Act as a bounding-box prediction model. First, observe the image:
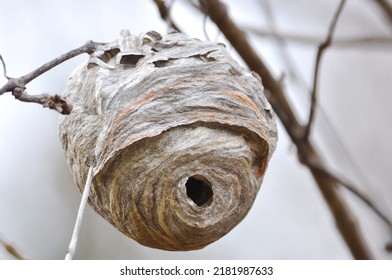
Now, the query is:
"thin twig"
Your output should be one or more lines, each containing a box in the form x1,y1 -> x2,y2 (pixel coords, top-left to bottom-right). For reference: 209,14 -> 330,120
65,167 -> 94,260
0,237 -> 25,260
303,0 -> 346,142
202,12 -> 211,41
0,54 -> 10,79
258,1 -> 391,236
153,0 -> 182,33
308,161 -> 392,252
0,40 -> 98,95
199,0 -> 373,259
305,159 -> 392,232
259,0 -> 311,100
244,26 -> 392,48
0,40 -> 101,114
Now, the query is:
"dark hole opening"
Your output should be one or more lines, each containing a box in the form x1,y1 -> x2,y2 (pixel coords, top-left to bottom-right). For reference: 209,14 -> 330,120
185,176 -> 213,206
98,48 -> 120,63
153,59 -> 172,68
120,54 -> 145,65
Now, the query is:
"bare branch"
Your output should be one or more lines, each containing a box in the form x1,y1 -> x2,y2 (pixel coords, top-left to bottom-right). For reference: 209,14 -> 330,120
12,87 -> 72,115
303,157 -> 392,232
153,0 -> 182,33
256,2 -> 392,232
308,161 -> 392,253
244,26 -> 392,48
0,236 -> 25,260
65,167 -> 94,260
0,40 -> 101,114
258,2 -> 392,239
0,40 -> 98,96
374,0 -> 392,25
198,0 -> 373,259
202,12 -> 211,41
0,54 -> 10,79
258,0 -> 312,105
303,0 -> 346,142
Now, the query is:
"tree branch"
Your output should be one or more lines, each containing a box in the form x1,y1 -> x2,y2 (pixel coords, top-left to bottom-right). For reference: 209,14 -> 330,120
256,0 -> 392,232
303,0 -> 346,141
0,55 -> 10,79
304,156 -> 392,233
197,0 -> 374,259
386,242 -> 392,252
244,26 -> 392,48
374,0 -> 392,25
153,0 -> 182,33
11,88 -> 72,115
0,40 -> 101,114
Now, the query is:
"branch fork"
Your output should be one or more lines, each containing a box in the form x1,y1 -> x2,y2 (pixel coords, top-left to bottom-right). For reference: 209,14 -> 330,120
1,40 -> 101,115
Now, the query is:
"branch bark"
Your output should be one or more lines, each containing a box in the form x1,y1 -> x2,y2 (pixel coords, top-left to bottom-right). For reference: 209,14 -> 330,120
0,40 -> 101,114
198,0 -> 374,259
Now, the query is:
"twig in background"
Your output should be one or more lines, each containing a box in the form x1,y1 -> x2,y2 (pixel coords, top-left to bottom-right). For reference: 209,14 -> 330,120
0,54 -> 10,79
190,0 -> 373,259
258,0 -> 312,108
303,0 -> 346,142
249,9 -> 392,201
309,160 -> 392,254
303,158 -> 392,232
65,167 -> 94,260
244,26 -> 392,48
386,242 -> 392,252
258,0 -> 392,235
0,236 -> 25,260
374,0 -> 392,25
153,0 -> 182,33
202,12 -> 211,41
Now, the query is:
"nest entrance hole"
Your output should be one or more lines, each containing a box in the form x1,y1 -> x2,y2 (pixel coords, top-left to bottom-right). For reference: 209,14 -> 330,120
185,175 -> 213,206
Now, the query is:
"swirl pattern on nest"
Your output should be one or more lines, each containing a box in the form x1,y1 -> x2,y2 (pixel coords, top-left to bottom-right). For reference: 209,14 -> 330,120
59,30 -> 277,251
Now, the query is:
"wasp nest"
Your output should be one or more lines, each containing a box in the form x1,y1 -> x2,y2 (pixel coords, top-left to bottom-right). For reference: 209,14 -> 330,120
59,30 -> 278,251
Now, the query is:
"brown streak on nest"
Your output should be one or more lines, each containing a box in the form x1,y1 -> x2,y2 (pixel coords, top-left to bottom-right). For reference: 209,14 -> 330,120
102,81 -> 186,155
224,90 -> 266,122
59,31 -> 277,251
